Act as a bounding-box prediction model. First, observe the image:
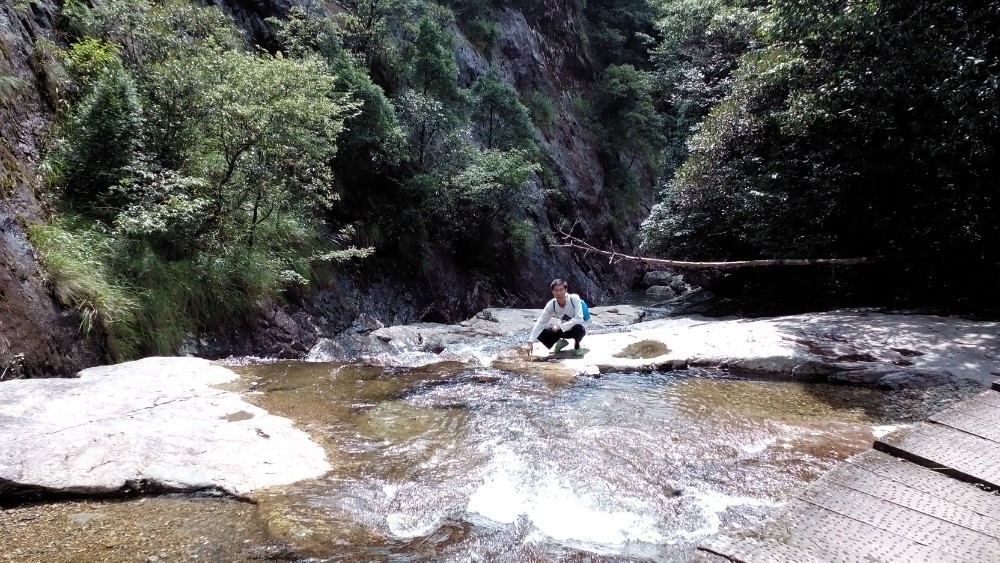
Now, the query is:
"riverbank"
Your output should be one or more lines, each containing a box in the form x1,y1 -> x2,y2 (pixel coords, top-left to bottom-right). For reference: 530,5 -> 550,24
328,307 -> 1000,388
3,307 -> 997,502
1,307 -> 997,560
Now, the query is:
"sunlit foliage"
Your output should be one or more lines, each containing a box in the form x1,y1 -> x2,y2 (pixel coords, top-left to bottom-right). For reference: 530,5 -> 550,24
40,0 -> 367,359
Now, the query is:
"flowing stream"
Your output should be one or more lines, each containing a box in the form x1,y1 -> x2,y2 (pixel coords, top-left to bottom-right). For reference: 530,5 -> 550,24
4,352 -> 967,562
220,360 -> 893,561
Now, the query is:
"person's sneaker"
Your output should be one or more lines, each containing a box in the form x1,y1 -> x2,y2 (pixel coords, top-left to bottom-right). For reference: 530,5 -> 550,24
553,339 -> 569,353
574,347 -> 586,356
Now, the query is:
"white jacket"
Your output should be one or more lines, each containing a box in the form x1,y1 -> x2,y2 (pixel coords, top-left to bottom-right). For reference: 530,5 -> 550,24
528,294 -> 586,342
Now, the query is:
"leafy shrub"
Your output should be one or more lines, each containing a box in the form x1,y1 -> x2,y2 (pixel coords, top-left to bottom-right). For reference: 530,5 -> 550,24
28,217 -> 140,360
52,56 -> 143,209
467,19 -> 500,50
522,89 -> 557,135
35,0 -> 371,357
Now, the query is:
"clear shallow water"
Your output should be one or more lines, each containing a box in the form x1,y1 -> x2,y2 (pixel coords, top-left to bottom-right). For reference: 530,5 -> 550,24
226,361 -> 887,561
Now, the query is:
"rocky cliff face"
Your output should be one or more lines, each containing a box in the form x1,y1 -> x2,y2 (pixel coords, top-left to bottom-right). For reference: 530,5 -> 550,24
0,0 -> 656,370
0,1 -> 102,377
433,0 -> 652,306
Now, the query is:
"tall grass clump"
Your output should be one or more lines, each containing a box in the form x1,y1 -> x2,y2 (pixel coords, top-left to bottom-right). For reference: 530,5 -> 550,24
28,217 -> 140,360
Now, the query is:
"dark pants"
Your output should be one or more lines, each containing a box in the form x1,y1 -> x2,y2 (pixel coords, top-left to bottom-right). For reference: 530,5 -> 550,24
537,324 -> 586,350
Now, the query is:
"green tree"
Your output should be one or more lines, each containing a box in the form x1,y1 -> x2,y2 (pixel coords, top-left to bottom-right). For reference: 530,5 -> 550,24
643,0 -> 1000,289
426,148 -> 540,257
450,148 -> 540,229
271,8 -> 406,168
470,70 -> 535,151
337,0 -> 413,79
136,51 -> 355,251
396,89 -> 464,169
649,0 -> 761,175
39,0 -> 370,358
408,16 -> 461,101
584,0 -> 659,68
590,64 -> 666,172
53,45 -> 143,208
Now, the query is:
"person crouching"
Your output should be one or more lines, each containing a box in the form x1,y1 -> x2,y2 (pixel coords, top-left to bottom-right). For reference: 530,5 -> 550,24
525,278 -> 587,356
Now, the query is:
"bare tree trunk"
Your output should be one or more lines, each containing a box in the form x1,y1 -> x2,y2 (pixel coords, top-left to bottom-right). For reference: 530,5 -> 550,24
554,227 -> 874,270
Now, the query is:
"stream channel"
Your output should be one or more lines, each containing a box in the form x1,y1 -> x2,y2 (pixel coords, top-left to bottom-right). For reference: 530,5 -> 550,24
4,346 -> 969,562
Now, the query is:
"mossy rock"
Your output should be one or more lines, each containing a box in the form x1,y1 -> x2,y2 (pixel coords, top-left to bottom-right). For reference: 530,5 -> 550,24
614,340 -> 670,359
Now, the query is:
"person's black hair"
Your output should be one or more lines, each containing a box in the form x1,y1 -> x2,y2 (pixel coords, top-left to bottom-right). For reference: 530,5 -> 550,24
550,278 -> 567,289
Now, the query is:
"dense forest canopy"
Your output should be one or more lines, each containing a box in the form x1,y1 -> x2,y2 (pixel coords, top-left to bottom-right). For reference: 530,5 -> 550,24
640,0 -> 999,312
643,0 -> 998,263
17,0 -> 1000,360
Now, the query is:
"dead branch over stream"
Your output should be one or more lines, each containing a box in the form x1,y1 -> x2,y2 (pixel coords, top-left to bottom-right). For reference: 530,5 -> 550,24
554,228 -> 874,270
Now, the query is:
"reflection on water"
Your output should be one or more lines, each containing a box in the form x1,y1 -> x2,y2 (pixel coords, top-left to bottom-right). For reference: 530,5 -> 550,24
226,362 -> 886,561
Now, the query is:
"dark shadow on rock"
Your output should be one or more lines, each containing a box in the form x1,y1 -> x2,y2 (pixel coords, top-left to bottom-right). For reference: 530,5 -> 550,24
769,313 -> 995,422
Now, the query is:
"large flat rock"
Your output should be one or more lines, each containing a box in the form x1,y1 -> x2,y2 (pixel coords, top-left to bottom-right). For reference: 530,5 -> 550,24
308,305 -> 647,363
0,357 -> 329,498
310,305 -> 1000,389
504,310 -> 1000,387
316,307 -> 998,386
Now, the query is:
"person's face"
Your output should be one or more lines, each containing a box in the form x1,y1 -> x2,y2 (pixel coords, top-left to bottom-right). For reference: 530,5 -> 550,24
551,284 -> 567,300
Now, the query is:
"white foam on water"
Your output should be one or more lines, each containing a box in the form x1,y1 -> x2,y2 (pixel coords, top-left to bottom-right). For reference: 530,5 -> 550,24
466,447 -> 527,525
374,350 -> 443,368
466,446 -> 664,545
437,342 -> 496,366
382,483 -> 399,499
674,488 -> 781,540
738,436 -> 777,455
386,512 -> 440,539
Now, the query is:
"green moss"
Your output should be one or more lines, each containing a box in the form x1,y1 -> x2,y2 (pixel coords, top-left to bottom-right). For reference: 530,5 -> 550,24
614,339 -> 670,359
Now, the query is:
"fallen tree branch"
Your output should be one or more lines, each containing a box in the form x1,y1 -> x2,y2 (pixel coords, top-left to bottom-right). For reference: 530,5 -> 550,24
554,227 -> 874,270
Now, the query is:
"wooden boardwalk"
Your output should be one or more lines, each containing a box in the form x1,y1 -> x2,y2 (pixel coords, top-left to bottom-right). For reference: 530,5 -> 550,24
693,379 -> 1000,563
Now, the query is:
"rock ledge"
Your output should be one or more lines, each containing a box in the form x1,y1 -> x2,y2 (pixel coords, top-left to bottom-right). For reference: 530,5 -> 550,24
0,357 -> 330,499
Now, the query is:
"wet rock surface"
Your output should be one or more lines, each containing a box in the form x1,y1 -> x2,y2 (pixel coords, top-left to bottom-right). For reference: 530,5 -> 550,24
319,307 -> 1000,389
574,311 -> 995,387
0,1 -> 102,378
3,307 -> 993,508
309,305 -> 647,362
0,308 -> 994,560
0,357 -> 330,499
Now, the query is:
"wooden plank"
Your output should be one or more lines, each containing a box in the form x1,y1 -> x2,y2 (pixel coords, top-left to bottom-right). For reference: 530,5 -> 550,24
756,499 -> 965,563
694,393 -> 1000,562
797,481 -> 1000,561
875,422 -> 1000,489
697,534 -> 824,563
942,389 -> 1000,412
845,450 -> 1000,516
930,397 -> 1000,443
832,453 -> 1000,530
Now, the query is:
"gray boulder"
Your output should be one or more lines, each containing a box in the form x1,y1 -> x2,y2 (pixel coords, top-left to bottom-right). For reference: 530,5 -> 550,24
0,357 -> 329,498
646,286 -> 678,297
